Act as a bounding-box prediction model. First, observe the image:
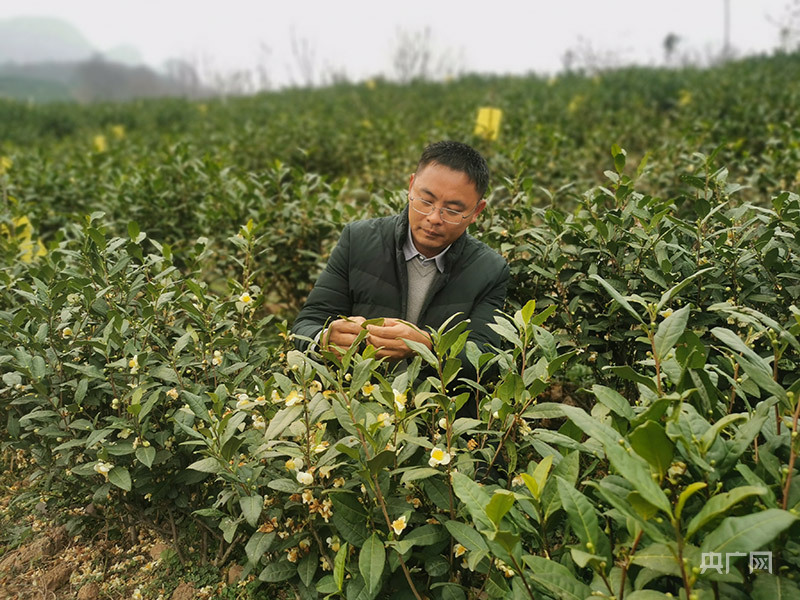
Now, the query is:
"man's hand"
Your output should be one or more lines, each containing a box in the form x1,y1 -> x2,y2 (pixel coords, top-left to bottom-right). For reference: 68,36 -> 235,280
366,318 -> 432,360
322,316 -> 366,356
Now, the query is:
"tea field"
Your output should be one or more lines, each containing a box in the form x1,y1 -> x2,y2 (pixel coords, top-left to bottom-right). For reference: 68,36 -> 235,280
1,52 -> 800,599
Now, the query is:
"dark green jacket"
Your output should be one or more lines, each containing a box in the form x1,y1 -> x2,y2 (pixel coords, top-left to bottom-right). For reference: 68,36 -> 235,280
292,207 -> 509,362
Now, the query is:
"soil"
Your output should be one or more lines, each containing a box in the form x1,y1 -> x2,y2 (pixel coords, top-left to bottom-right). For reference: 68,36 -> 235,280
0,470 -> 253,600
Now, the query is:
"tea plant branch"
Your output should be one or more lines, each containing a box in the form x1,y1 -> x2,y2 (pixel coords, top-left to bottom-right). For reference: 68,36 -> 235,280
507,554 -> 536,599
673,519 -> 693,598
329,372 -> 424,600
480,393 -> 542,483
781,391 -> 800,511
617,528 -> 643,600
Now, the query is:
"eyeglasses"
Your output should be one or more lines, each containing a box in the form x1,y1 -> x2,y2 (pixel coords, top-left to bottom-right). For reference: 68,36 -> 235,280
408,196 -> 478,225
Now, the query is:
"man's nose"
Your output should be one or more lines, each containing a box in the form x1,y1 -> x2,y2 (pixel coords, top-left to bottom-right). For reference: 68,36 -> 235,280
426,207 -> 444,224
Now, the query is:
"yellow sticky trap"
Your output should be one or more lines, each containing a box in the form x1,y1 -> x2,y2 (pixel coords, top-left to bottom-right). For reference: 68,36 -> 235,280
93,135 -> 107,153
1,216 -> 47,262
111,125 -> 126,139
474,107 -> 502,141
0,156 -> 11,174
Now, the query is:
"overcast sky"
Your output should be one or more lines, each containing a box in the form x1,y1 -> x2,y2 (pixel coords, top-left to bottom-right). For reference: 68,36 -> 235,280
0,0 -> 794,85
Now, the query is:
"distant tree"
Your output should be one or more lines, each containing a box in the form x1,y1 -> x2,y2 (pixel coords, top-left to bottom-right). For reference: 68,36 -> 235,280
391,26 -> 433,83
663,33 -> 681,65
255,42 -> 273,91
389,27 -> 465,83
163,58 -> 202,97
772,0 -> 800,51
286,28 -> 317,87
72,54 -> 167,101
559,37 -> 624,75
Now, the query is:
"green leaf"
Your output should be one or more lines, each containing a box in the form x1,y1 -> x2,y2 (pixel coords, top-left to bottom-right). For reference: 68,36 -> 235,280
151,364 -> 178,383
182,391 -> 211,423
358,533 -> 385,594
604,365 -> 658,393
590,274 -> 645,324
399,467 -> 441,484
405,524 -> 447,547
700,509 -> 798,556
128,221 -> 140,240
561,404 -> 619,447
366,449 -> 395,475
259,559 -> 295,583
444,520 -> 489,553
451,472 -> 493,529
334,542 -> 349,591
699,412 -> 747,452
298,547 -> 318,589
245,532 -> 275,565
523,555 -> 593,600
330,493 -> 369,547
403,338 -> 439,368
239,495 -> 263,528
629,421 -> 674,476
485,490 -> 515,528
490,529 -> 520,555
605,441 -> 672,517
653,304 -> 690,362
267,478 -> 300,493
521,454 -> 553,500
686,486 -> 768,542
630,542 -> 681,577
675,482 -> 707,522
108,466 -> 131,491
628,491 -> 659,520
173,331 -> 194,356
710,327 -> 772,376
520,299 -> 536,324
656,267 -> 713,311
431,582 -> 466,600
626,592 -> 678,600
452,418 -> 483,437
592,384 -> 635,421
187,457 -> 220,473
135,446 -> 156,468
732,355 -> 787,401
751,573 -> 800,600
557,477 -> 611,563
31,355 -> 46,380
264,405 -> 304,441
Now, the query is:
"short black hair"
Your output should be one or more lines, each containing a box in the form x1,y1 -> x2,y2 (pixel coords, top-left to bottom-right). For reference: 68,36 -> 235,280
417,140 -> 490,198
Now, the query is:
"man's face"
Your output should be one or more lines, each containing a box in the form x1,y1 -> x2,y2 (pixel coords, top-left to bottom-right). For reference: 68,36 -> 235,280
407,162 -> 486,258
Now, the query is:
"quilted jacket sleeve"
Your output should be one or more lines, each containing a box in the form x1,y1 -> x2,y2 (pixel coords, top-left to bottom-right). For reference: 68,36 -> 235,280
291,225 -> 354,350
455,256 -> 509,384
466,258 -> 509,350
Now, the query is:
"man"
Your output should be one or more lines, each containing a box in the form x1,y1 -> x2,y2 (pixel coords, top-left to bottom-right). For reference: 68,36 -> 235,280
291,140 -> 508,373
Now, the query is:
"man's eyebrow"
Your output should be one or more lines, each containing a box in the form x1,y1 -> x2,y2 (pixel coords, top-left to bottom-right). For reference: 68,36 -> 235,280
419,187 -> 467,208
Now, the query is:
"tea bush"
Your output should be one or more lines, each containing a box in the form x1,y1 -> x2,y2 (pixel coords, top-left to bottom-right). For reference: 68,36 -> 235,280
3,55 -> 800,598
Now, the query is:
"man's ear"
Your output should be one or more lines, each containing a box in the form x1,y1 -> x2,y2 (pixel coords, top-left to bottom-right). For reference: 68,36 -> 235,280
408,172 -> 415,192
470,199 -> 487,223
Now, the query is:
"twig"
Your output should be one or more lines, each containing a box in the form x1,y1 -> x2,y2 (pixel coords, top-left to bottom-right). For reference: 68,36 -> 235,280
781,394 -> 800,511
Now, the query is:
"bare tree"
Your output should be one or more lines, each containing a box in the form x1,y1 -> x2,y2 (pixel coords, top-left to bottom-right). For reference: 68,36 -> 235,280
163,58 -> 202,97
389,26 -> 465,83
255,42 -> 273,91
391,26 -> 432,83
286,28 -> 317,87
770,0 -> 800,51
559,37 -> 625,75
